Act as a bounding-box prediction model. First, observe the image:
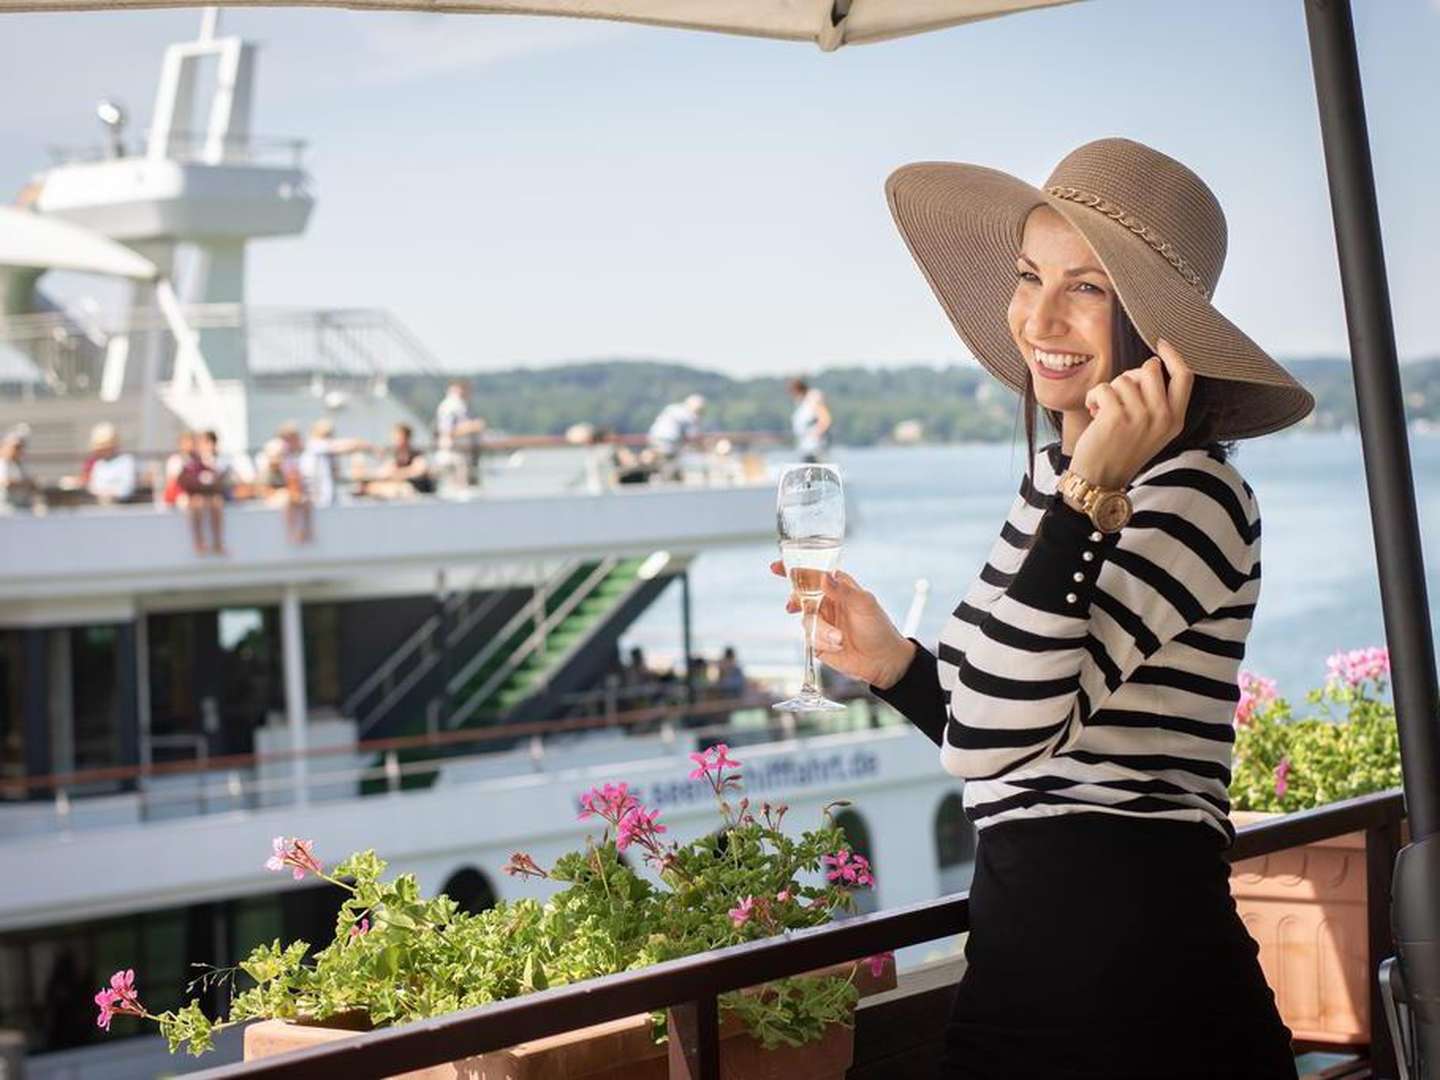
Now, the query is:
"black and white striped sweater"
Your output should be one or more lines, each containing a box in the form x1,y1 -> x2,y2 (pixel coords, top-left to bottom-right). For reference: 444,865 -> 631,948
875,442 -> 1261,844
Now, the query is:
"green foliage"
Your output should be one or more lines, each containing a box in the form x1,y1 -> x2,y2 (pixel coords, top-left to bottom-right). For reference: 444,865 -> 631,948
1230,673 -> 1402,813
157,1001 -> 216,1057
390,356 -> 1434,446
720,974 -> 859,1051
144,759 -> 874,1059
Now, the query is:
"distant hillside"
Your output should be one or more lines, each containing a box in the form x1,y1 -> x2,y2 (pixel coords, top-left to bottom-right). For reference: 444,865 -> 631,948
390,356 -> 1440,447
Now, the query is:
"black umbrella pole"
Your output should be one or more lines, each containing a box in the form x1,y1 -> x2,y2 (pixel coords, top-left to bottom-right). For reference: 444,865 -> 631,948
1305,0 -> 1440,1068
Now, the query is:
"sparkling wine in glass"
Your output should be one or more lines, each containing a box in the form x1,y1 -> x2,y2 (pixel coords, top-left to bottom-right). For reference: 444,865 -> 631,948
775,463 -> 846,713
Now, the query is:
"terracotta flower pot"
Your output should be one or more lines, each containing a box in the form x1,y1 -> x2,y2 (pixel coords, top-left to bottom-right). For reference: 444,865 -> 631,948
1229,810 -> 1374,1044
243,957 -> 897,1079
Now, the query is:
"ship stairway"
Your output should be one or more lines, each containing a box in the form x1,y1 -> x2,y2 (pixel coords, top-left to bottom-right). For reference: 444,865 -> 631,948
361,551 -> 684,791
345,568 -> 535,740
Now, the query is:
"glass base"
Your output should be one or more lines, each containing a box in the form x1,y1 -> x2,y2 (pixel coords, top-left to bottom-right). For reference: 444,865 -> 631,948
772,691 -> 847,714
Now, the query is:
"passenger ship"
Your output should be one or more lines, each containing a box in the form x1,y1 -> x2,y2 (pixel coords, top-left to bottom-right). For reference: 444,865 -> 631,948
0,14 -> 972,1077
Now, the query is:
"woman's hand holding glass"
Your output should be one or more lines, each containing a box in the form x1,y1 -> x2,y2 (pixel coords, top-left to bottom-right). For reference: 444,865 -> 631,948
768,562 -> 916,690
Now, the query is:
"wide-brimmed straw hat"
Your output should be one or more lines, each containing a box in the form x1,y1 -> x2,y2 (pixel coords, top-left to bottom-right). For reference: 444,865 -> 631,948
886,137 -> 1313,439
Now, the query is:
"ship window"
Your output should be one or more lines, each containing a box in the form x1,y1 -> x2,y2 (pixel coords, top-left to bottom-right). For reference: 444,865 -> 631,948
442,867 -> 497,915
0,886 -> 347,1055
219,606 -> 282,755
935,792 -> 975,895
304,603 -> 341,709
233,895 -> 285,960
69,625 -> 121,778
833,807 -> 878,915
0,630 -> 23,794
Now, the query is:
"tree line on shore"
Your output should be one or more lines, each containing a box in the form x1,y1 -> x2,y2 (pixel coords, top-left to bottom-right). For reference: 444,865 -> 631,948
391,356 -> 1440,447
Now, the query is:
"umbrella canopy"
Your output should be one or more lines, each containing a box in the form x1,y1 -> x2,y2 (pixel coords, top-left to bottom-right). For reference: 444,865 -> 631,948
0,0 -> 1077,50
0,206 -> 157,281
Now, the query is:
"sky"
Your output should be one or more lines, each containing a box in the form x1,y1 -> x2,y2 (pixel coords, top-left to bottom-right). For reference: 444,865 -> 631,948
0,0 -> 1437,377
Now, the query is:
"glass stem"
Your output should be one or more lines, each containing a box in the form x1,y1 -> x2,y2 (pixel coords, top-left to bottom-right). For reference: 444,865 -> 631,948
800,598 -> 821,697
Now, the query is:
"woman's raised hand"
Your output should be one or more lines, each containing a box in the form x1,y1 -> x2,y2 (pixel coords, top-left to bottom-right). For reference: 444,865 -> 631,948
769,561 -> 916,689
1070,338 -> 1195,490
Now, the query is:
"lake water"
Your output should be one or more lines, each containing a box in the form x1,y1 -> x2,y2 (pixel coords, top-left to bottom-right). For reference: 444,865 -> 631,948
623,432 -> 1440,701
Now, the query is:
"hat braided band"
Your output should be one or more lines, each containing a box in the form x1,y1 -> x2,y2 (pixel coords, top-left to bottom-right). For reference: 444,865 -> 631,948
1045,185 -> 1211,300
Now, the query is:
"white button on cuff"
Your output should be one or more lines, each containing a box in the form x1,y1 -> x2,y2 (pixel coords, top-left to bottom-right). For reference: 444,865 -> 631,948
1072,571 -> 1084,583
1089,531 -> 1103,542
1082,551 -> 1095,562
1065,592 -> 1078,604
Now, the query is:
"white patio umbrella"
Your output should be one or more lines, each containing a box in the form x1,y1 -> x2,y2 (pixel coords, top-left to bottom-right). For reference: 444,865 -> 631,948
2,0 -> 1435,1074
0,0 -> 1077,48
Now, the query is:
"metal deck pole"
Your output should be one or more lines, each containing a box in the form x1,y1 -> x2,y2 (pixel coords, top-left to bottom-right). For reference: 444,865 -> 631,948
1304,0 -> 1440,839
681,570 -> 695,706
280,585 -> 309,807
1305,1 -> 1440,1071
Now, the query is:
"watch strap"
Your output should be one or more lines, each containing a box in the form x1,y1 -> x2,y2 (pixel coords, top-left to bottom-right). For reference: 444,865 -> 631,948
1057,469 -> 1130,533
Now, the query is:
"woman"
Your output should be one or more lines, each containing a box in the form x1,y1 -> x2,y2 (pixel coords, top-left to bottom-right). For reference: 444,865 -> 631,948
773,139 -> 1313,1077
364,423 -> 434,498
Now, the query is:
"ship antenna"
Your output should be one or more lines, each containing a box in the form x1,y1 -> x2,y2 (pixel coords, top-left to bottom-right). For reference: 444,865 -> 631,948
199,6 -> 222,42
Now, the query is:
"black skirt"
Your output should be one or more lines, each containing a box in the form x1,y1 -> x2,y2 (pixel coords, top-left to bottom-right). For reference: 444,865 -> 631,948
941,812 -> 1298,1080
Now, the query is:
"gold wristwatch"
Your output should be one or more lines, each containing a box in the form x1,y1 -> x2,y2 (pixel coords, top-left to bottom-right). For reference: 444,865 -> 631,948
1057,469 -> 1133,534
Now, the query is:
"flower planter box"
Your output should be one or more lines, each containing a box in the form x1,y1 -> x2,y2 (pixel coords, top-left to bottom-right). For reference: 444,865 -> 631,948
1229,810 -> 1375,1045
244,958 -> 897,1079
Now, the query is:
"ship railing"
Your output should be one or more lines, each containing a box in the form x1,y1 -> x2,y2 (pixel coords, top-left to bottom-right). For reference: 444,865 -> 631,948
180,789 -> 1406,1079
4,430 -> 780,500
0,304 -> 440,397
45,131 -> 308,168
0,687 -> 890,833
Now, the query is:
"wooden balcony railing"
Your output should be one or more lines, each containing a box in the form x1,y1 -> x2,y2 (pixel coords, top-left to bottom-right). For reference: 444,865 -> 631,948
180,789 -> 1407,1080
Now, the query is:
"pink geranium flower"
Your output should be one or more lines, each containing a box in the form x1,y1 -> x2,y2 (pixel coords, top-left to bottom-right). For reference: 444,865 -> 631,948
1326,647 -> 1391,689
729,896 -> 755,927
688,743 -> 743,781
850,853 -> 875,888
265,837 -> 323,881
823,850 -> 875,888
1274,758 -> 1291,799
864,952 -> 893,979
502,851 -> 548,879
616,806 -> 666,853
577,782 -> 640,826
94,969 -> 144,1030
1234,670 -> 1278,727
349,918 -> 370,940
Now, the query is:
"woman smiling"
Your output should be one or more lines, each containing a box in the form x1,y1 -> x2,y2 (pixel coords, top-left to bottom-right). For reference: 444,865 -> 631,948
773,138 -> 1312,1078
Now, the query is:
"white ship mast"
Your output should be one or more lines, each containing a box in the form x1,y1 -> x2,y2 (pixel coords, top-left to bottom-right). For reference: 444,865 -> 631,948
28,7 -> 314,449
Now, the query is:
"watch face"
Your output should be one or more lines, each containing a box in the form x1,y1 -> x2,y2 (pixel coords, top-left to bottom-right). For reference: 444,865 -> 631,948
1093,491 -> 1133,533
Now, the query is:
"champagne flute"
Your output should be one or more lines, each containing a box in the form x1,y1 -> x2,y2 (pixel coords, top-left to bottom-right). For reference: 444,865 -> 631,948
774,463 -> 846,713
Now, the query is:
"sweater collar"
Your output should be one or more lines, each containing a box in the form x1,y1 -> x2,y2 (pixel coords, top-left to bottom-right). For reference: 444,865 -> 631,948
1042,442 -> 1071,475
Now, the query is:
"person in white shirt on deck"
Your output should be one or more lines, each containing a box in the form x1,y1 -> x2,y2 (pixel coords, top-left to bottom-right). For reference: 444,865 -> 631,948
646,393 -> 706,480
0,425 -> 37,511
788,377 -> 832,463
434,381 -> 486,488
302,418 -> 370,508
84,422 -> 138,505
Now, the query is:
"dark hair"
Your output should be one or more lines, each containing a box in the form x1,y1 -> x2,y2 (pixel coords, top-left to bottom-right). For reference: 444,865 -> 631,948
787,377 -> 809,395
1022,302 -> 1235,480
394,422 -> 413,440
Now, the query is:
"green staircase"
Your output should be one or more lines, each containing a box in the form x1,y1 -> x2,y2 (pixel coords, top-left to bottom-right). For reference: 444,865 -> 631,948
363,556 -> 650,793
451,557 -> 647,726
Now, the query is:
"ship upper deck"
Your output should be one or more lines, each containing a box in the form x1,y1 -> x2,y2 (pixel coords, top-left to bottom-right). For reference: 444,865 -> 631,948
0,443 -> 777,611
